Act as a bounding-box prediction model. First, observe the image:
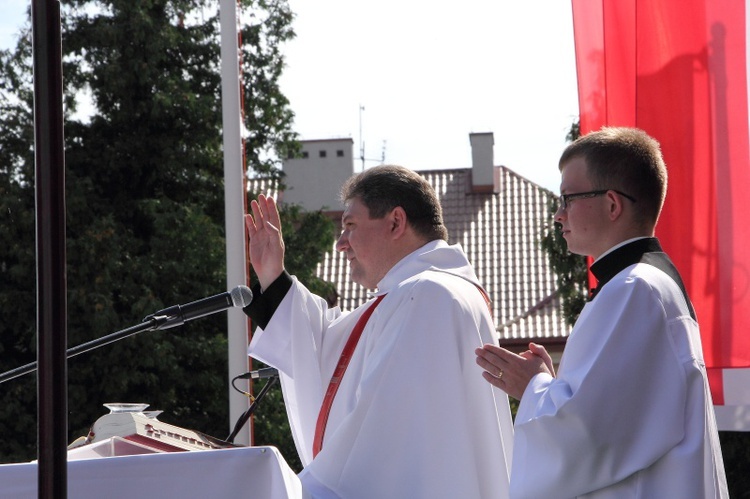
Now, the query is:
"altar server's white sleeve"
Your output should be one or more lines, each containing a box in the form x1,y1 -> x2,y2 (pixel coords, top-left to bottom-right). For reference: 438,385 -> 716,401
511,275 -> 688,498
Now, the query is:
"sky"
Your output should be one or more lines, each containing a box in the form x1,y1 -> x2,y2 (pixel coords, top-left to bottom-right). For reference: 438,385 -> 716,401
0,0 -> 579,193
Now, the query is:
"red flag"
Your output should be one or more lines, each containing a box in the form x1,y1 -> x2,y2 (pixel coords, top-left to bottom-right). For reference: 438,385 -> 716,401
572,0 -> 750,430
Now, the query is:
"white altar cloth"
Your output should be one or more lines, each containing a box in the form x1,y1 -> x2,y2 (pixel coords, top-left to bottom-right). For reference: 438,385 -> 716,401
0,445 -> 302,498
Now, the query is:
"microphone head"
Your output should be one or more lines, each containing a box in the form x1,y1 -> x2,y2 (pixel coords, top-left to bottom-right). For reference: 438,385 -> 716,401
230,285 -> 253,308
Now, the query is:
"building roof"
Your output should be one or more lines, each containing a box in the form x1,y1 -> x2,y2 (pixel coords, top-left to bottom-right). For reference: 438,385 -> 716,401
250,164 -> 572,344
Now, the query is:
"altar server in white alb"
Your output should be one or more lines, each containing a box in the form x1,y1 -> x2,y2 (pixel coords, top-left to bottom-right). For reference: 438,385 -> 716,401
476,127 -> 728,498
244,165 -> 513,498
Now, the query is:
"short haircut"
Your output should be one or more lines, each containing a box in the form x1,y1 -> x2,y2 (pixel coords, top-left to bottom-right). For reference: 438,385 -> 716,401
340,165 -> 449,241
559,127 -> 668,226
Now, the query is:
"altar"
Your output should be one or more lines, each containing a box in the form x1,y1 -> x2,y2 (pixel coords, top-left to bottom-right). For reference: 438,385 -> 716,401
0,405 -> 303,498
0,444 -> 303,498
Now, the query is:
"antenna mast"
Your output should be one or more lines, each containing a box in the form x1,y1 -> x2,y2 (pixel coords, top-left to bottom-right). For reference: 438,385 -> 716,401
359,105 -> 365,171
358,105 -> 387,170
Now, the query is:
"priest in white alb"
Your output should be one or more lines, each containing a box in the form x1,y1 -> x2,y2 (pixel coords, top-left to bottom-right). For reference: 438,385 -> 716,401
244,165 -> 513,498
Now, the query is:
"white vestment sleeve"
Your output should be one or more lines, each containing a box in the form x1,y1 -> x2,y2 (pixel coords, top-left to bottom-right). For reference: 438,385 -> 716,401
249,278 -> 347,466
511,271 -> 694,498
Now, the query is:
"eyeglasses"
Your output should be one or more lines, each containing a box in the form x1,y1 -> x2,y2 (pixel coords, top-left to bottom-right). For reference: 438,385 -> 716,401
558,189 -> 636,211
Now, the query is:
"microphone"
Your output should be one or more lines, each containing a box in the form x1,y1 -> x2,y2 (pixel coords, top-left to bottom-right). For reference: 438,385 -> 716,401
143,285 -> 253,330
235,367 -> 279,380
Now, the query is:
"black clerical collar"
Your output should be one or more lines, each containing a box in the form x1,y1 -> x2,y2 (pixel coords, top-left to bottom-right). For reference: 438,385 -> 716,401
589,238 -> 663,299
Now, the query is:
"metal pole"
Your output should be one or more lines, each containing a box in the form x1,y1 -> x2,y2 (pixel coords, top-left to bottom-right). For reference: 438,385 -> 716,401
219,0 -> 251,445
32,0 -> 68,497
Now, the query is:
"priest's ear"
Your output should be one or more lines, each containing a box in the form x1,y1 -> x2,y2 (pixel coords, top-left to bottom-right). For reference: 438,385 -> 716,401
389,206 -> 408,238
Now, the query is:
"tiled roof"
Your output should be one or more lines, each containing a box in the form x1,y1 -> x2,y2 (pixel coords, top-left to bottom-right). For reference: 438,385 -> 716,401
425,167 -> 570,342
248,166 -> 571,343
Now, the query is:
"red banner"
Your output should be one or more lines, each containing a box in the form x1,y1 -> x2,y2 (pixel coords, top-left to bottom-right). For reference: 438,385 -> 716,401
572,0 -> 750,430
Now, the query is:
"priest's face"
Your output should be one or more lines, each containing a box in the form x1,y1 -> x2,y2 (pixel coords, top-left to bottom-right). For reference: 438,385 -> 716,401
555,157 -> 611,258
336,197 -> 395,289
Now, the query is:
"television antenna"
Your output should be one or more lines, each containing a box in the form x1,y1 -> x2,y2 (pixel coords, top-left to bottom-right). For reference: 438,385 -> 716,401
358,104 -> 386,171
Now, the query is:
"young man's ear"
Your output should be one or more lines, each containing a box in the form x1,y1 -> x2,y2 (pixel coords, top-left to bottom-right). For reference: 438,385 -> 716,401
607,190 -> 625,221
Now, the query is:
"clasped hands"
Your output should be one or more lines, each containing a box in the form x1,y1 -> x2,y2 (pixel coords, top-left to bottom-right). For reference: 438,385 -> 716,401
475,342 -> 555,400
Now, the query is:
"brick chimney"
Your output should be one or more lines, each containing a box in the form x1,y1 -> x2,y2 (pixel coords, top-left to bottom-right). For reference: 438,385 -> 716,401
469,132 -> 499,193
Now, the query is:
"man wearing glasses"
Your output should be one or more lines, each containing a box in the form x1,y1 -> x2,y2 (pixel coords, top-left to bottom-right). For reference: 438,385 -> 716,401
476,127 -> 728,498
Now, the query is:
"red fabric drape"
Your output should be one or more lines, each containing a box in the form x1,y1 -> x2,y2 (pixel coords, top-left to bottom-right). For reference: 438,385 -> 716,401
572,0 -> 750,427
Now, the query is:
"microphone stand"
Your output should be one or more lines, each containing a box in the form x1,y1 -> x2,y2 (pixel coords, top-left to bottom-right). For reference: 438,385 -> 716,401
0,316 -> 168,384
226,374 -> 279,444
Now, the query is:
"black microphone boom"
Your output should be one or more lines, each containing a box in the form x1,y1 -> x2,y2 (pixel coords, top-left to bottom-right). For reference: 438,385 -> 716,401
143,285 -> 253,330
0,285 -> 255,384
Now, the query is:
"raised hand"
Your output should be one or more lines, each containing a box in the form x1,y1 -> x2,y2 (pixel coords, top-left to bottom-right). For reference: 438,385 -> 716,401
245,194 -> 285,290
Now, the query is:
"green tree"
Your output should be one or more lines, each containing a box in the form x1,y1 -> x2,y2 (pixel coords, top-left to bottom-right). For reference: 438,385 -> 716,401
0,17 -> 46,461
0,0 -> 326,465
539,121 -> 588,326
539,197 -> 588,327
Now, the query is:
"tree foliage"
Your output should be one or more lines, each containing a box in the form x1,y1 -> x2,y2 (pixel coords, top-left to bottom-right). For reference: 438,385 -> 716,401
539,121 -> 588,326
0,0 -> 333,466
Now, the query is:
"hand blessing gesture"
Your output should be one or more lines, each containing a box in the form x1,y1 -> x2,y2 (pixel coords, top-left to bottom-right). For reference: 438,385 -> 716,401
245,194 -> 285,290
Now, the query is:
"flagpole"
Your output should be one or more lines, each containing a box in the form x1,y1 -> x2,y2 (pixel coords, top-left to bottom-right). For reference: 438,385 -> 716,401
219,0 -> 251,446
